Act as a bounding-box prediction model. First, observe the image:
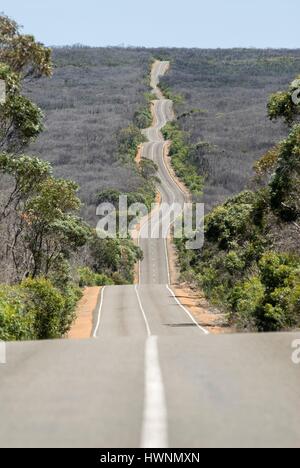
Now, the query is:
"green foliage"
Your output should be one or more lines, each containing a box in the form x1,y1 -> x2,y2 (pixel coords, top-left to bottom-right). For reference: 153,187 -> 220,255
0,14 -> 52,79
0,286 -> 35,341
134,93 -> 153,129
0,153 -> 51,218
0,16 -> 145,342
77,267 -> 113,287
0,153 -> 51,192
0,277 -> 81,341
117,125 -> 146,162
205,191 -> 258,248
21,278 -> 65,339
254,253 -> 299,331
229,277 -> 265,330
0,153 -> 91,281
0,14 -> 52,152
254,146 -> 280,182
176,190 -> 300,331
270,125 -> 300,221
268,76 -> 300,125
228,253 -> 299,331
158,82 -> 184,104
172,70 -> 300,332
268,91 -> 295,125
162,122 -> 204,197
0,63 -> 20,95
21,175 -> 91,278
89,236 -> 143,285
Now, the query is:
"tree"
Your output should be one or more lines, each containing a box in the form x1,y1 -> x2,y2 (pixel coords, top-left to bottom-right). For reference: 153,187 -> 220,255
0,14 -> 52,152
23,177 -> 91,278
0,14 -> 52,79
89,235 -> 143,284
0,153 -> 51,220
270,125 -> 300,221
268,76 -> 300,125
0,153 -> 90,281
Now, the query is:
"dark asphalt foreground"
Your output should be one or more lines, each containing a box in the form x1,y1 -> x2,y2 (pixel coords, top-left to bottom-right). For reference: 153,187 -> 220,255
0,333 -> 299,448
0,62 -> 299,448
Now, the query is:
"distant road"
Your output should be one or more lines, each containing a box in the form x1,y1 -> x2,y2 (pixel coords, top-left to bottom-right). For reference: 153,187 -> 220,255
93,61 -> 204,341
0,62 -> 299,448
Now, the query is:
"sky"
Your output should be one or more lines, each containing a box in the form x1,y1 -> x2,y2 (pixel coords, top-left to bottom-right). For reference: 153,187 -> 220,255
1,0 -> 299,49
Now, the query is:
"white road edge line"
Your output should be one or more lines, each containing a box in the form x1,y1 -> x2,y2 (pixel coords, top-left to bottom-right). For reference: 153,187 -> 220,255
166,284 -> 210,335
134,284 -> 151,337
161,142 -> 187,198
140,335 -> 169,449
164,237 -> 171,284
92,286 -> 106,338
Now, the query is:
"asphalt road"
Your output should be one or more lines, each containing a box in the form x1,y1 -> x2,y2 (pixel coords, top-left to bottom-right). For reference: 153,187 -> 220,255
0,61 -> 299,448
1,333 -> 300,448
94,60 -> 204,342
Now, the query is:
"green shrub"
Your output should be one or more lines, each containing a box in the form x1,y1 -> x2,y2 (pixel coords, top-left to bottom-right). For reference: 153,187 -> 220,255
254,252 -> 300,331
173,74 -> 300,333
205,191 -> 257,248
78,267 -> 113,287
230,277 -> 265,330
270,125 -> 300,221
224,251 -> 246,274
0,276 -> 82,341
162,122 -> 204,196
89,237 -> 143,285
21,278 -> 66,339
0,287 -> 35,341
259,252 -> 294,291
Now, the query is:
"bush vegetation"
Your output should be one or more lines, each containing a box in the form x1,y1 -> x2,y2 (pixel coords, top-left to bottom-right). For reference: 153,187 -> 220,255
2,24 -> 300,337
0,15 -> 148,340
25,46 -> 154,224
0,277 -> 82,341
162,122 -> 204,197
158,48 -> 300,211
175,75 -> 300,332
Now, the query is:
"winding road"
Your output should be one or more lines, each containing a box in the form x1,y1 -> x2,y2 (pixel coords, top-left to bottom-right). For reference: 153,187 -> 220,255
93,61 -> 205,340
0,62 -> 300,448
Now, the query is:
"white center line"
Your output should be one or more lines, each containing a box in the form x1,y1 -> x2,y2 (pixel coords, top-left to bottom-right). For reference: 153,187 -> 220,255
140,336 -> 168,449
134,284 -> 151,337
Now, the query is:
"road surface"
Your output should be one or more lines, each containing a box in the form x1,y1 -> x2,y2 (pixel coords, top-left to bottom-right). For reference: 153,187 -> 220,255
0,61 -> 299,448
94,61 -> 202,340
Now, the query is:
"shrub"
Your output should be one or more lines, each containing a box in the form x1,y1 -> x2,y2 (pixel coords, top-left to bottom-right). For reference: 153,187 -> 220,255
77,267 -> 113,287
0,276 -> 82,341
229,277 -> 265,330
205,191 -> 257,248
89,237 -> 143,285
162,122 -> 204,196
21,278 -> 66,339
270,125 -> 300,221
0,287 -> 35,341
254,253 -> 300,331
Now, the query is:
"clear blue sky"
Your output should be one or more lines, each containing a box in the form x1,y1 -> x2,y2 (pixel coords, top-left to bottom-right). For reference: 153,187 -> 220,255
1,0 -> 299,48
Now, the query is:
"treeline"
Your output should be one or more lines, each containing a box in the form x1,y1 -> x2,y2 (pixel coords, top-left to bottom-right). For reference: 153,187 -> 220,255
175,76 -> 300,332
